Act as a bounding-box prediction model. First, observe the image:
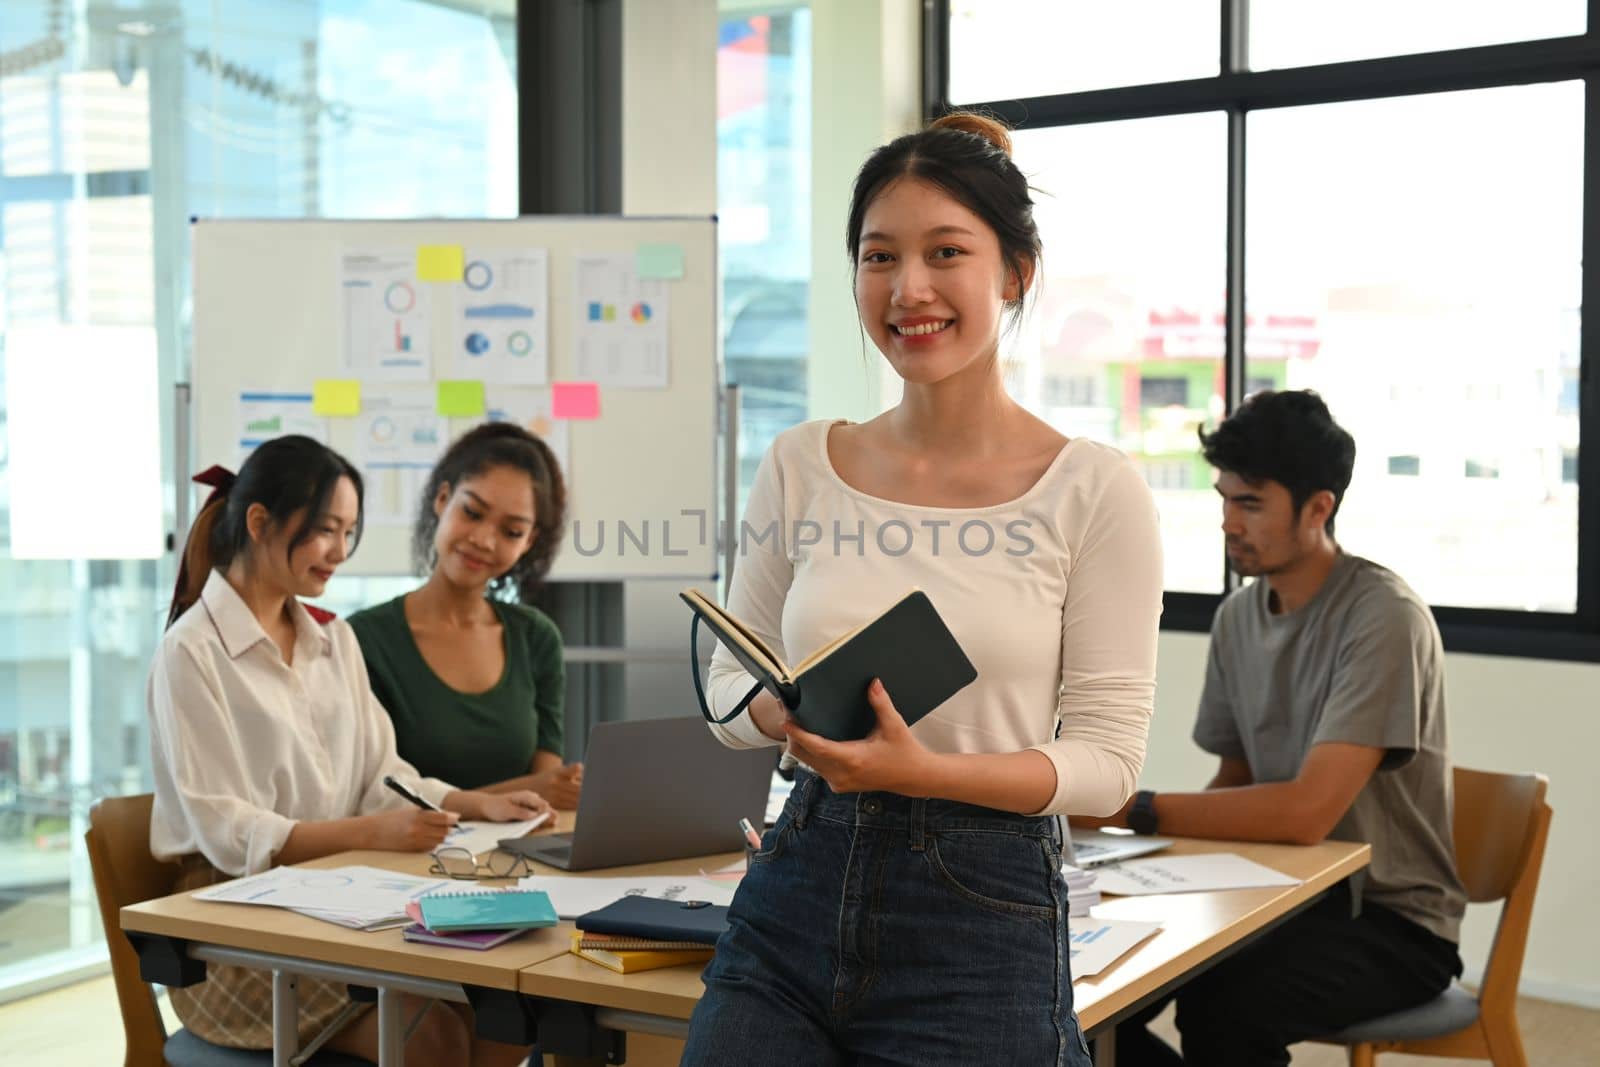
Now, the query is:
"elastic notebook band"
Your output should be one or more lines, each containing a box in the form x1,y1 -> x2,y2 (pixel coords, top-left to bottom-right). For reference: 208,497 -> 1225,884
689,613 -> 763,725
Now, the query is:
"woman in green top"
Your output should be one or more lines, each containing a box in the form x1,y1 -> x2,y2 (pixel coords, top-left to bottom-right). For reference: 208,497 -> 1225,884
349,422 -> 583,807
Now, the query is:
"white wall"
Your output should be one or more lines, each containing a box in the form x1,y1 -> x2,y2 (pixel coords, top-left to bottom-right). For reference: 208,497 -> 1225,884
1149,632 -> 1600,1007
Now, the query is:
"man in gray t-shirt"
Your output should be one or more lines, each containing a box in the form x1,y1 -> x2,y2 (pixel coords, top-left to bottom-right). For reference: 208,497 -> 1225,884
1092,391 -> 1465,1067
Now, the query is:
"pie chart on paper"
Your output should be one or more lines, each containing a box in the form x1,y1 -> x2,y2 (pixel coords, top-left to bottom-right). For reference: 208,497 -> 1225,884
631,302 -> 652,324
465,332 -> 491,356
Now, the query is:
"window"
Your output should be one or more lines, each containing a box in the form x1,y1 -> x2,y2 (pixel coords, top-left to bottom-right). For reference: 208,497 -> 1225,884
935,2 -> 1596,656
717,9 -> 811,502
0,0 -> 514,997
1389,455 -> 1422,476
947,1 -> 1219,103
1250,1 -> 1584,72
1010,114 -> 1226,594
1141,377 -> 1192,409
1248,84 -> 1580,612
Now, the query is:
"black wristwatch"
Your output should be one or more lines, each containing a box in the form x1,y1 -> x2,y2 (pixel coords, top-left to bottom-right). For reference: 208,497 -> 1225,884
1127,790 -> 1159,836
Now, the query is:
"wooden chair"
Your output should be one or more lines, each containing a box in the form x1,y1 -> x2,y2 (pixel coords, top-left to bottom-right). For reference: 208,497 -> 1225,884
1320,767 -> 1552,1067
85,793 -> 369,1067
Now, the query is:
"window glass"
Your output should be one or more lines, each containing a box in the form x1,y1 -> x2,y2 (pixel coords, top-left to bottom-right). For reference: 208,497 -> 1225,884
1012,113 -> 1228,593
948,0 -> 1219,103
0,0 -> 514,992
717,9 -> 812,502
1247,83 -> 1580,611
1251,0 -> 1584,71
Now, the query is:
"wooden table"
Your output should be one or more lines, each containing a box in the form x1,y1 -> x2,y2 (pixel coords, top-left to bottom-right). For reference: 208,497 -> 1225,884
515,837 -> 1371,1067
122,823 -> 1367,1067
120,813 -> 740,1067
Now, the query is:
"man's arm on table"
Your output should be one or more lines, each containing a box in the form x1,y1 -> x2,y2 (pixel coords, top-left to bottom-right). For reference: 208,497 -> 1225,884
1078,743 -> 1383,847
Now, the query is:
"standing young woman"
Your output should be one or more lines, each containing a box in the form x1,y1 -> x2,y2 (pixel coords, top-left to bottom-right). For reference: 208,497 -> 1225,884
150,435 -> 550,1065
349,422 -> 582,808
682,114 -> 1164,1065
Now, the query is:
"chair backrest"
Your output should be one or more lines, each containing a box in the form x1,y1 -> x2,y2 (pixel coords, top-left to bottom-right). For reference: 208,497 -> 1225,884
85,793 -> 182,1067
1449,767 -> 1552,1012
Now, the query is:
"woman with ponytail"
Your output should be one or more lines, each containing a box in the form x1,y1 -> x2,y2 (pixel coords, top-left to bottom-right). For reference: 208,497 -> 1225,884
349,422 -> 584,808
149,434 -> 548,1065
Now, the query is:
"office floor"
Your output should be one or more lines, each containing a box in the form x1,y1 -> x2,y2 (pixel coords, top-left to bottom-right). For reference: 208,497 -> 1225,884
4,973 -> 1596,1065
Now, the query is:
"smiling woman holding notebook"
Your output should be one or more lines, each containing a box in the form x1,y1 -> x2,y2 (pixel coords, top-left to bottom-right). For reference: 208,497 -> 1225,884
681,114 -> 1162,1067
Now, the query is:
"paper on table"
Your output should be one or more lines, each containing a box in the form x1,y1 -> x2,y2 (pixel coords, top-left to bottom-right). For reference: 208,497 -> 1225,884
1094,853 -> 1301,896
517,875 -> 739,919
1067,916 -> 1163,978
194,865 -> 456,928
444,813 -> 551,858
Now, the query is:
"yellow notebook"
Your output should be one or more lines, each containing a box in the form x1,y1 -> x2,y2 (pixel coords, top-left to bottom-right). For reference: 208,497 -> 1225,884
568,931 -> 713,974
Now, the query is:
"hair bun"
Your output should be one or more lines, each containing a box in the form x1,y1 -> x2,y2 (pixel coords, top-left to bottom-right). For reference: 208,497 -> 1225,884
931,112 -> 1014,157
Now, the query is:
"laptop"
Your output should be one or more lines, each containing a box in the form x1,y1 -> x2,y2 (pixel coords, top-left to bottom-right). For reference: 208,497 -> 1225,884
1068,829 -> 1174,868
501,716 -> 778,871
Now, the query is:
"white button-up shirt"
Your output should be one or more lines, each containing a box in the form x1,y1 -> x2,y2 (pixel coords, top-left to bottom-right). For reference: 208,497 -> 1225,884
148,570 -> 453,875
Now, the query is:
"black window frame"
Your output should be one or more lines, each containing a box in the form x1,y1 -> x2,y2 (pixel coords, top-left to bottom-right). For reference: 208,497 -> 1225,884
925,1 -> 1600,662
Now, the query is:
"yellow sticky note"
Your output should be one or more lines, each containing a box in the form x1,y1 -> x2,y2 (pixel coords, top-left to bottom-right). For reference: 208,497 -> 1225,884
417,245 -> 465,282
312,379 -> 361,416
437,380 -> 486,417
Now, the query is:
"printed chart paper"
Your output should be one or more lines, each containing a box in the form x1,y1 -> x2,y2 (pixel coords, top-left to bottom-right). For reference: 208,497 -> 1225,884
485,387 -> 572,479
237,391 -> 327,465
444,814 -> 551,858
356,386 -> 447,526
195,865 -> 463,930
573,253 -> 670,388
1067,916 -> 1163,978
1094,853 -> 1302,896
454,248 -> 551,385
339,249 -> 431,381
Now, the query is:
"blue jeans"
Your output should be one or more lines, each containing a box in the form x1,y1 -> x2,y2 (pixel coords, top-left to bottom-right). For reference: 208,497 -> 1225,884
682,771 -> 1093,1066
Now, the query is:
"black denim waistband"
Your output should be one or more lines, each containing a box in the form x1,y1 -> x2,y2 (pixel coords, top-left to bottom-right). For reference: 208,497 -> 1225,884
788,769 -> 1060,849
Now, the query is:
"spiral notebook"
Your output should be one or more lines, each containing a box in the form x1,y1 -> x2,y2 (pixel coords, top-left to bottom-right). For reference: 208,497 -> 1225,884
417,888 -> 558,932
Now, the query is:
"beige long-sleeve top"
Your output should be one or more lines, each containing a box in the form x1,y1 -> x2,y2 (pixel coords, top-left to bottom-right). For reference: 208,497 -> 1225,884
706,420 -> 1163,816
148,569 -> 453,876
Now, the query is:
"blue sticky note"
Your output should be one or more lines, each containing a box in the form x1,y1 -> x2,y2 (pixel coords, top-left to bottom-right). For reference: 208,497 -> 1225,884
636,243 -> 685,281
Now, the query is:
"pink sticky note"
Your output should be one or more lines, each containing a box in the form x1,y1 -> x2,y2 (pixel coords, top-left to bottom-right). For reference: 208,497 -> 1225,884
552,382 -> 601,420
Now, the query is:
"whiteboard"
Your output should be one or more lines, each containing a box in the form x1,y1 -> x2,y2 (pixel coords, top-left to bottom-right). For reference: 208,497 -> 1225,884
191,217 -> 719,581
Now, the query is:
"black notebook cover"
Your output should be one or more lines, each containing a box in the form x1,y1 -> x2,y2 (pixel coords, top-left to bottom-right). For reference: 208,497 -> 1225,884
576,895 -> 730,946
790,591 -> 977,742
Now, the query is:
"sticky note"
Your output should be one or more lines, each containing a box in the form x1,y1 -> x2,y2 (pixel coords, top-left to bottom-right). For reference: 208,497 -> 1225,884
437,380 -> 486,416
552,382 -> 601,420
417,245 -> 465,282
637,243 -> 685,280
312,379 -> 360,416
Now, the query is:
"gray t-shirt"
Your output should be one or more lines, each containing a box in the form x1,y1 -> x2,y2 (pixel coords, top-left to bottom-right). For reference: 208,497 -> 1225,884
1195,553 -> 1467,943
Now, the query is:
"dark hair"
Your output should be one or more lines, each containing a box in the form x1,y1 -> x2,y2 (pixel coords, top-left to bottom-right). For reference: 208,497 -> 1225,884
412,422 -> 567,603
1199,390 -> 1357,535
846,111 -> 1042,331
167,436 -> 364,626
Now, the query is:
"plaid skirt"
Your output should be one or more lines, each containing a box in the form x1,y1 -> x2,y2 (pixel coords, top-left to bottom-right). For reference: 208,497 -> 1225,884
167,854 -> 371,1050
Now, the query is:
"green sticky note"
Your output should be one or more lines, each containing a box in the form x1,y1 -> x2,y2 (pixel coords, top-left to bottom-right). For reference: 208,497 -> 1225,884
437,380 -> 486,416
312,379 -> 361,416
417,244 -> 465,282
636,243 -> 685,280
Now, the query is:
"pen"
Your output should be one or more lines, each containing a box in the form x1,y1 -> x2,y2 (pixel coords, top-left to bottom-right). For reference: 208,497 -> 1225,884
739,817 -> 762,850
383,774 -> 444,813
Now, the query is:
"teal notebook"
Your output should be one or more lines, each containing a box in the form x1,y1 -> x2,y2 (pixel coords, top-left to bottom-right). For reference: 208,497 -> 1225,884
418,889 -> 558,932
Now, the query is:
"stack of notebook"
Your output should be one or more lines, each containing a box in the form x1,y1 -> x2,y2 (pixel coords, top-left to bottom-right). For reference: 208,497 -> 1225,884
1061,865 -> 1101,918
569,895 -> 729,974
401,888 -> 558,951
568,931 -> 714,974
